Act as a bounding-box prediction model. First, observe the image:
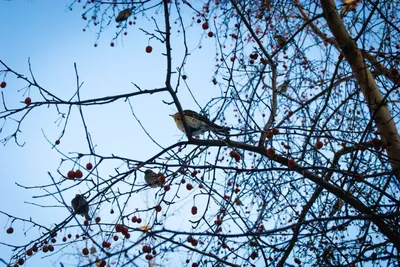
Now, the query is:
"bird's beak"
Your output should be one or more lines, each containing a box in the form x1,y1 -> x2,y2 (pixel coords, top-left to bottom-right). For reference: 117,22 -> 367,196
169,114 -> 174,117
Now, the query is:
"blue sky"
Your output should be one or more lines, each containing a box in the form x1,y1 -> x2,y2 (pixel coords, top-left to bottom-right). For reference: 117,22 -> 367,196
0,1 -> 225,266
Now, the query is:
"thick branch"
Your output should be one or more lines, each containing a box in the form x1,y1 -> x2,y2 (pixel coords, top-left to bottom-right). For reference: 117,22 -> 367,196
320,0 -> 400,173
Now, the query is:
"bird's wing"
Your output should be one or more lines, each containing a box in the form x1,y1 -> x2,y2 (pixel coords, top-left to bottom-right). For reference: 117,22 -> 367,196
183,110 -> 211,123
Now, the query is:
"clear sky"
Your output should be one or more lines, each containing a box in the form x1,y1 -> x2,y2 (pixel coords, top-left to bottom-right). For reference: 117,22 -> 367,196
0,1 -> 223,266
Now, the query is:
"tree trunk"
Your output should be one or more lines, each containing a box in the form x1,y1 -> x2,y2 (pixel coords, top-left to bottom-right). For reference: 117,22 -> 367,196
320,0 -> 400,175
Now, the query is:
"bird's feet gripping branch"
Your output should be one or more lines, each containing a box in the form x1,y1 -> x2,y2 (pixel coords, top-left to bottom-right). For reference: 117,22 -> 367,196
170,110 -> 230,137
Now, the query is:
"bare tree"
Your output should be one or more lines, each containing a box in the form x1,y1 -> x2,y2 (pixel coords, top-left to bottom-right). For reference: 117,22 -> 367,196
1,0 -> 399,266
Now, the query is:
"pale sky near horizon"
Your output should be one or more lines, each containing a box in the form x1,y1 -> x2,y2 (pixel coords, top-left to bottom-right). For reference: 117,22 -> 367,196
0,1 -> 224,266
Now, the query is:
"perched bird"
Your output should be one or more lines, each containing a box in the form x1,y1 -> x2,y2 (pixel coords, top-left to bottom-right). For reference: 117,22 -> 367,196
277,80 -> 290,93
170,110 -> 230,136
115,7 -> 133,23
275,35 -> 287,47
144,169 -> 162,188
71,194 -> 91,221
275,34 -> 288,51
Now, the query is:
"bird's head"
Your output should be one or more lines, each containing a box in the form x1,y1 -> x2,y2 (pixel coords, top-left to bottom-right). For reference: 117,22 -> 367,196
169,112 -> 181,122
144,169 -> 154,175
75,194 -> 81,198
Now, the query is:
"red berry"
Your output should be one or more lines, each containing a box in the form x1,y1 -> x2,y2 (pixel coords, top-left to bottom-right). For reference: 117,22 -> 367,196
82,247 -> 89,255
155,205 -> 162,212
288,158 -> 296,168
355,174 -> 364,182
84,220 -> 89,226
192,263 -> 198,267
113,235 -> 118,241
234,154 -> 241,162
125,233 -> 131,239
186,184 -> 193,190
142,245 -> 151,253
137,218 -> 142,223
110,42 -> 114,47
0,81 -> 6,88
202,22 -> 209,30
250,251 -> 258,260
164,184 -> 170,191
191,239 -> 198,246
48,245 -> 54,251
75,169 -> 83,179
26,249 -> 33,256
145,254 -> 153,260
115,224 -> 124,232
315,141 -> 323,149
294,258 -> 301,264
32,245 -> 38,252
95,216 -> 101,223
229,150 -> 239,158
24,97 -> 31,105
62,237 -> 67,242
191,206 -> 198,215
55,139 -> 60,145
67,234 -> 71,239
131,216 -> 138,223
145,45 -> 153,53
121,226 -> 128,235
18,258 -> 24,265
67,170 -> 75,179
86,162 -> 93,170
42,246 -> 48,253
208,31 -> 214,37
6,227 -> 14,234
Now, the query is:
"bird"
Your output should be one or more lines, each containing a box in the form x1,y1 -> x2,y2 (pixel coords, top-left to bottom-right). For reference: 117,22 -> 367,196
277,80 -> 290,93
144,169 -> 162,188
170,110 -> 230,136
71,194 -> 91,221
275,34 -> 287,51
115,7 -> 133,23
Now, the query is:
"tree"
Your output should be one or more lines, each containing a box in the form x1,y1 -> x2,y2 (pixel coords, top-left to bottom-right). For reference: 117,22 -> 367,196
1,0 -> 399,266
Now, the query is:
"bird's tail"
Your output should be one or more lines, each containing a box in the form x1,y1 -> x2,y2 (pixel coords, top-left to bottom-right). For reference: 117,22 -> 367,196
85,214 -> 91,221
211,124 -> 230,136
